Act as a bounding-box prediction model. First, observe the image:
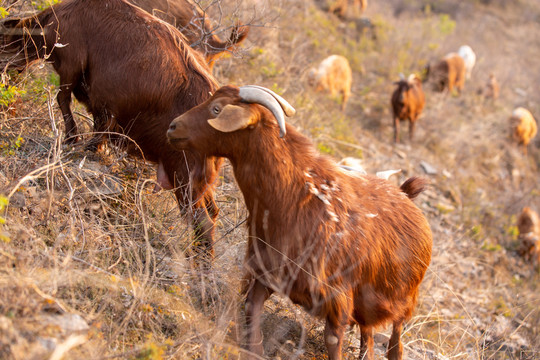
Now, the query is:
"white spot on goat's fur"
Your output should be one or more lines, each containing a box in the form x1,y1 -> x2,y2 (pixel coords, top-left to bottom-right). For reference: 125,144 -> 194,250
327,210 -> 339,222
326,335 -> 339,346
263,210 -> 270,231
376,169 -> 401,180
320,184 -> 330,191
306,182 -> 318,195
306,181 -> 333,205
318,194 -> 331,205
304,171 -> 312,178
366,213 -> 378,218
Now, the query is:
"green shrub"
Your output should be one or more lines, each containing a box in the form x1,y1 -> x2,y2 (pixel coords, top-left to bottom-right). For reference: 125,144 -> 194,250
0,196 -> 9,243
0,84 -> 26,108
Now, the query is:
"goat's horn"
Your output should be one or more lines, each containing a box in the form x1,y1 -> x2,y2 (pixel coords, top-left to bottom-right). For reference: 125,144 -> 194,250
239,85 -> 295,138
241,85 -> 296,117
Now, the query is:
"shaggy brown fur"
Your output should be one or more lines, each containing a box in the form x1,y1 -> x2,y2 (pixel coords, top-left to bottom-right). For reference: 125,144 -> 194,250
425,53 -> 466,93
391,75 -> 425,143
0,0 -> 222,262
130,0 -> 249,69
167,85 -> 433,360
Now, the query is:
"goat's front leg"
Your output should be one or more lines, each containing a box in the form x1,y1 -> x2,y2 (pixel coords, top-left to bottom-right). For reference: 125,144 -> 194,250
244,279 -> 272,358
57,82 -> 78,144
324,316 -> 347,360
387,320 -> 404,360
408,119 -> 416,142
359,325 -> 374,360
393,116 -> 400,143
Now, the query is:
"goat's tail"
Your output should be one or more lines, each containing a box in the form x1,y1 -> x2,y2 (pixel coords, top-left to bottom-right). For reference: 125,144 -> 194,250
400,177 -> 429,200
0,11 -> 51,72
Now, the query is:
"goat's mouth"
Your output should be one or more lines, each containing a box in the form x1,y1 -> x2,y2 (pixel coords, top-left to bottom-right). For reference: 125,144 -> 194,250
167,135 -> 189,147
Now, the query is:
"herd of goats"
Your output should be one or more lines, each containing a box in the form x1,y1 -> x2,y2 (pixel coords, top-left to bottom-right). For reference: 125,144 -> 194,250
0,0 -> 538,359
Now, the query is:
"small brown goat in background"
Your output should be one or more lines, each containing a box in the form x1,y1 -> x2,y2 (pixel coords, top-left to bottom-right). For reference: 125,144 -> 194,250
484,73 -> 499,100
0,0 -> 223,263
329,0 -> 368,18
425,52 -> 466,94
517,207 -> 540,269
391,74 -> 425,143
130,0 -> 249,70
167,85 -> 433,360
510,107 -> 537,155
308,54 -> 352,111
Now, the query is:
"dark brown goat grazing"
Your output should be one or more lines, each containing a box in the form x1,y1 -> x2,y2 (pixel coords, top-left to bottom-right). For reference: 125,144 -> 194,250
0,0 -> 222,262
391,74 -> 425,143
167,85 -> 433,360
425,52 -> 466,94
129,0 -> 249,69
517,207 -> 540,268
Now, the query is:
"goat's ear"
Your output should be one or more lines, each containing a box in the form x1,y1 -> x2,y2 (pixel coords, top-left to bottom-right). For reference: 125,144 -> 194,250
207,104 -> 255,133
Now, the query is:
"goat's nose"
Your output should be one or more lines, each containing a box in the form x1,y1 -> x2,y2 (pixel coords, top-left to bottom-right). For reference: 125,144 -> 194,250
168,122 -> 177,132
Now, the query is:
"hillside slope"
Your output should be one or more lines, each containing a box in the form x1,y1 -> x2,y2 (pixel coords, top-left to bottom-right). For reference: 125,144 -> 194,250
0,0 -> 538,359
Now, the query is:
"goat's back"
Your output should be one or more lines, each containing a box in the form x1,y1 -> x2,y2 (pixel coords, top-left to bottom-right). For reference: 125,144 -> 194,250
44,0 -> 217,159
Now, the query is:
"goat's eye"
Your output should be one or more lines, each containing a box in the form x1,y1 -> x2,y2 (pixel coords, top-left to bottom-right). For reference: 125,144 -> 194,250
212,106 -> 221,115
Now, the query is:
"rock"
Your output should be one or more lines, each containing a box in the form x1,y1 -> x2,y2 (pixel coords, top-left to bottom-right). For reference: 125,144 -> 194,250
42,313 -> 89,333
420,161 -> 438,175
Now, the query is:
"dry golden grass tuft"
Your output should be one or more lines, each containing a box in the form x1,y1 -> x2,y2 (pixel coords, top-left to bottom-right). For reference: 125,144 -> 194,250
1,0 -> 539,359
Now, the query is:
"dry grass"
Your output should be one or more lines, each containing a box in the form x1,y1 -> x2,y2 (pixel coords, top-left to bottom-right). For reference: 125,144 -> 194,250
0,0 -> 539,359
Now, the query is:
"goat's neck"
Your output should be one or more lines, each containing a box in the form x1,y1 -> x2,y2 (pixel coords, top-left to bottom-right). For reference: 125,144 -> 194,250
229,128 -> 328,230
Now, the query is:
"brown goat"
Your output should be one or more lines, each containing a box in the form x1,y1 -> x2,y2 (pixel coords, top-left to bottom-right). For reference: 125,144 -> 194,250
510,107 -> 537,155
425,52 -> 466,94
484,73 -> 500,100
391,74 -> 425,143
329,0 -> 368,18
0,0 -> 222,261
517,207 -> 540,268
308,55 -> 352,111
167,85 -> 433,360
129,0 -> 249,69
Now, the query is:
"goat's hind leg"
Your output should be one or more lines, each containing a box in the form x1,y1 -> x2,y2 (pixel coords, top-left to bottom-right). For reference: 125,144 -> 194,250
244,279 -> 272,358
387,320 -> 404,360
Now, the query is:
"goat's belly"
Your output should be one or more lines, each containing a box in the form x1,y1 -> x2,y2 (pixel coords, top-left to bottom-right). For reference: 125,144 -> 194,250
353,284 -> 413,326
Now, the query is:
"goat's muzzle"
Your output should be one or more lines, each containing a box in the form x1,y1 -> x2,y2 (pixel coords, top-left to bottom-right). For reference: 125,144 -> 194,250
167,118 -> 188,146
